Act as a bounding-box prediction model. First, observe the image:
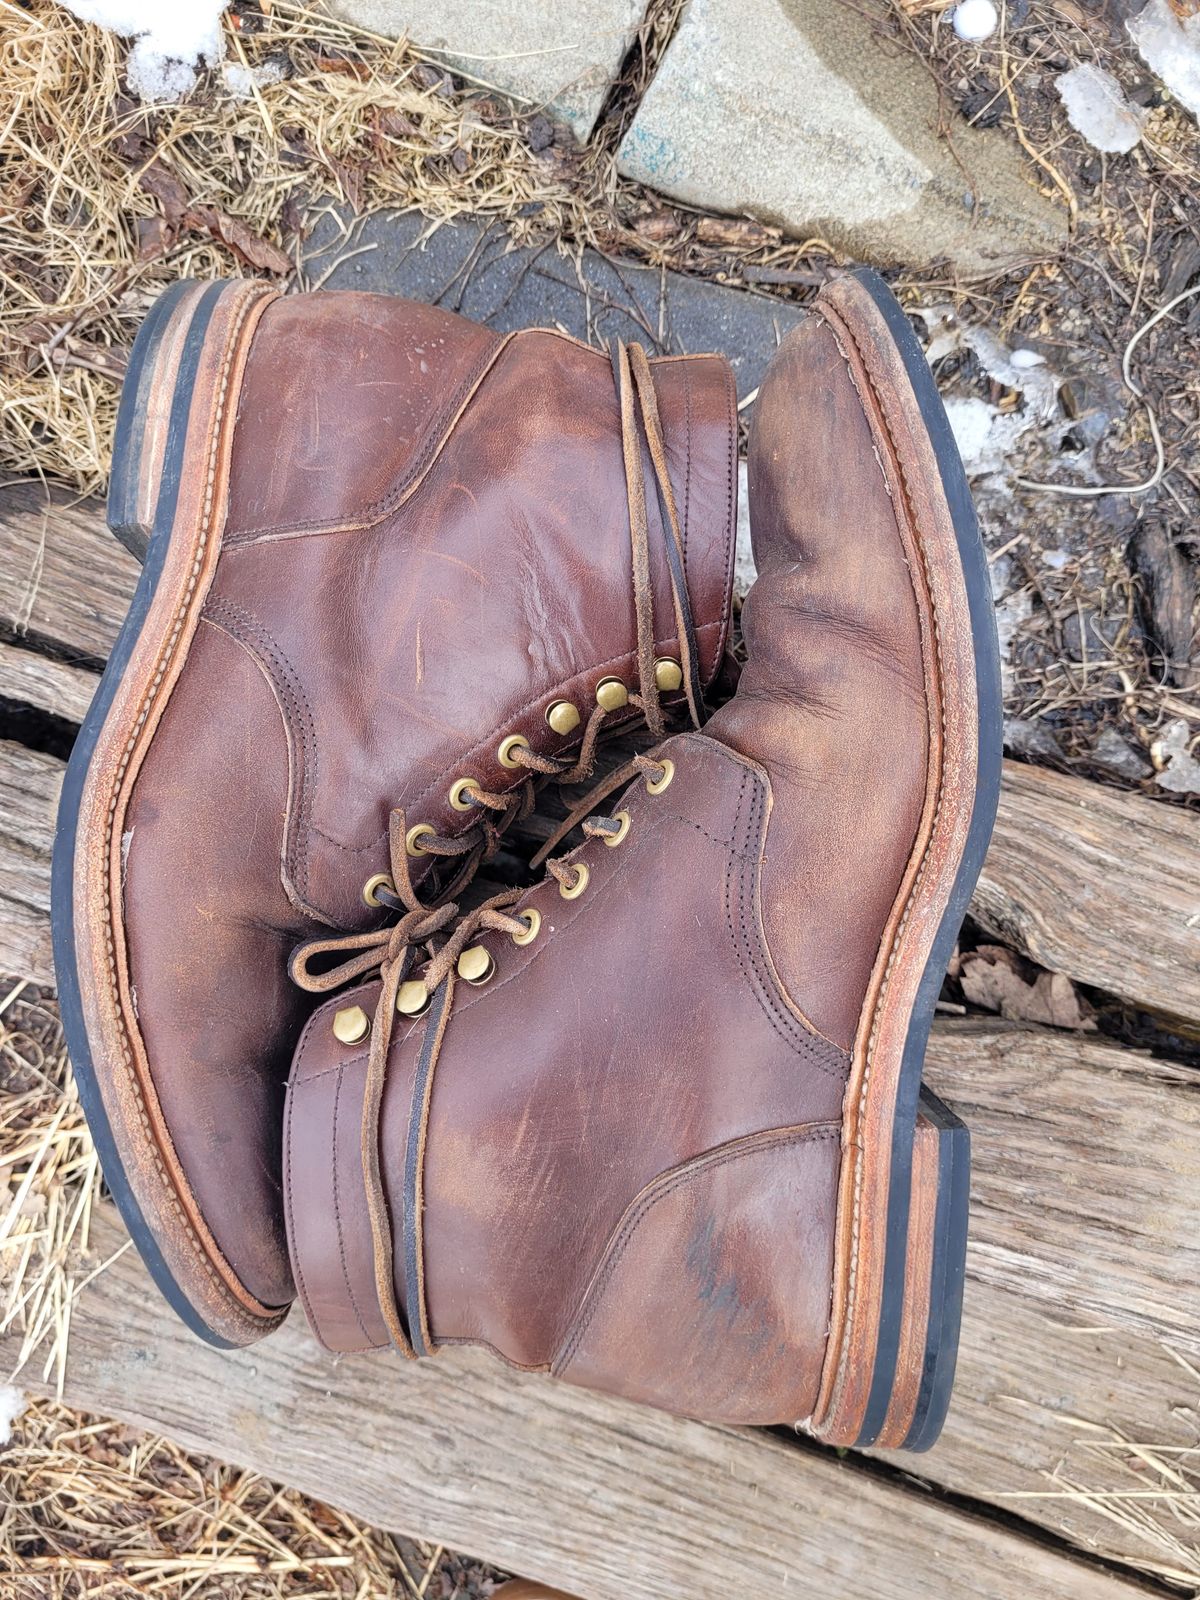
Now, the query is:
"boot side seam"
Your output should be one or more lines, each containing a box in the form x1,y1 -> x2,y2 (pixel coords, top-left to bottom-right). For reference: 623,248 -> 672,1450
724,771 -> 851,1077
223,331 -> 516,546
331,1064 -> 374,1347
203,598 -> 327,924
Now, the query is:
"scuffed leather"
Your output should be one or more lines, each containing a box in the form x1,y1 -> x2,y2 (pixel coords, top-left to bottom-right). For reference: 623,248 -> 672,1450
123,290 -> 737,1312
286,733 -> 849,1418
284,291 -> 941,1424
706,316 -> 929,1050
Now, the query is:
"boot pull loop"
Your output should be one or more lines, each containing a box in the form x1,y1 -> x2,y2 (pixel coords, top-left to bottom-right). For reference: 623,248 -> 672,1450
626,345 -> 705,730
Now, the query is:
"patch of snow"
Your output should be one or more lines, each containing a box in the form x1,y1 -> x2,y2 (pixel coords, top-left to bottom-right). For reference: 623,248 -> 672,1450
222,57 -> 286,100
952,0 -> 998,42
918,304 -> 1085,502
0,1387 -> 25,1446
968,327 -> 1061,421
734,460 -> 754,597
944,395 -> 1033,481
1129,0 -> 1200,120
56,0 -> 229,103
1042,547 -> 1070,570
1056,62 -> 1146,153
1152,718 -> 1200,793
991,555 -> 1032,700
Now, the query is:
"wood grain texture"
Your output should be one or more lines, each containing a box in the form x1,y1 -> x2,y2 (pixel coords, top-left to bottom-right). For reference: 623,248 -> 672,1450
975,761 -> 1200,1030
0,638 -> 99,725
4,1206 -> 1143,1600
3,484 -> 1199,1030
0,739 -> 61,985
0,481 -> 136,661
927,1020 -> 1200,1353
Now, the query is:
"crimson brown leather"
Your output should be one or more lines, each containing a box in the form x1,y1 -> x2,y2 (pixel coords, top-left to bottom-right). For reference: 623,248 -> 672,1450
282,269 -> 1001,1450
52,278 -> 737,1348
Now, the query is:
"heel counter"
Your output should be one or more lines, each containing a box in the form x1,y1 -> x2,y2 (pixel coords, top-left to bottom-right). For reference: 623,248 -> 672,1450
553,1124 -> 841,1426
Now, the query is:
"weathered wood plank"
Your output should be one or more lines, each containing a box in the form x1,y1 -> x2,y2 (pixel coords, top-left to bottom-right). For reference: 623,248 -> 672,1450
975,762 -> 1200,1031
927,1020 -> 1200,1353
911,1277 -> 1200,1586
0,638 -> 98,725
0,481 -> 136,661
3,483 -> 1200,1031
4,1205 -> 1144,1600
0,740 -> 61,985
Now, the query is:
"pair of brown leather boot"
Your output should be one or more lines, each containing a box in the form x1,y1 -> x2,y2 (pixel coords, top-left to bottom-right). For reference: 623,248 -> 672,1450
54,269 -> 1000,1451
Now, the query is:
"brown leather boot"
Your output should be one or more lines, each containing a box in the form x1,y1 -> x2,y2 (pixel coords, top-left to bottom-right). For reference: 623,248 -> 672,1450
52,279 -> 737,1348
283,269 -> 1001,1450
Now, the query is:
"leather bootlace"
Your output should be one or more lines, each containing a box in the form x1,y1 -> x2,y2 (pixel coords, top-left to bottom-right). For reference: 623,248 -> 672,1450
290,340 -> 706,1358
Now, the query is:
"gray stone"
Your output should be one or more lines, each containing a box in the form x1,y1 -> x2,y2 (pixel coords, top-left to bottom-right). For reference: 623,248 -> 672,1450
617,0 -> 1067,272
305,208 -> 805,399
1090,726 -> 1152,783
326,0 -> 646,139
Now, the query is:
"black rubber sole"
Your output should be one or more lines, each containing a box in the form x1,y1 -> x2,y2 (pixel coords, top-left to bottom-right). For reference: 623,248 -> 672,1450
904,1087 -> 970,1453
848,267 -> 1002,1451
51,279 -> 238,1349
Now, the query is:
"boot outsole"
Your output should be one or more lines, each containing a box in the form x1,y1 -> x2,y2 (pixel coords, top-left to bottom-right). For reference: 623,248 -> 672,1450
52,278 -> 283,1349
810,268 -> 1002,1453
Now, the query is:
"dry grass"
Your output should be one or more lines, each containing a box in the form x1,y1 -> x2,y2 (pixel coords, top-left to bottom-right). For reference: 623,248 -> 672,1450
999,1372 -> 1200,1590
0,0 -> 591,494
1,1394 -> 502,1599
0,979 -> 103,1398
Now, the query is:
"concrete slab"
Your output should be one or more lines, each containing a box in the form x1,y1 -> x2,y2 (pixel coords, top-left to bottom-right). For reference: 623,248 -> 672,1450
305,208 -> 806,400
326,0 -> 647,139
617,0 -> 1067,272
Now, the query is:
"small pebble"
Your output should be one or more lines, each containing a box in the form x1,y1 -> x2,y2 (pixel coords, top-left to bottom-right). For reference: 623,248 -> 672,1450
953,0 -> 999,42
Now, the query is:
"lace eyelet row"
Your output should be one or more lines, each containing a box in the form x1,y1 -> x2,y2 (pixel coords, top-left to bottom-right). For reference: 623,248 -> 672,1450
393,662 -> 681,863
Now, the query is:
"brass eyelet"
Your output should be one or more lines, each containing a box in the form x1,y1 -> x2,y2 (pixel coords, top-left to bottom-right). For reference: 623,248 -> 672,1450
604,812 -> 633,851
332,1004 -> 370,1045
645,758 -> 675,795
546,699 -> 581,736
396,980 -> 430,1017
558,862 -> 589,900
457,945 -> 495,985
654,657 -> 683,692
449,777 -> 481,812
511,907 -> 541,946
595,677 -> 629,712
406,823 -> 435,857
498,733 -> 530,769
362,871 -> 395,907
603,811 -> 632,848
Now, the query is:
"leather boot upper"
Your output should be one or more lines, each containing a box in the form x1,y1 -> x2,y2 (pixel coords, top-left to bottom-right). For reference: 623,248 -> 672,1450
283,277 -> 946,1423
122,291 -> 737,1313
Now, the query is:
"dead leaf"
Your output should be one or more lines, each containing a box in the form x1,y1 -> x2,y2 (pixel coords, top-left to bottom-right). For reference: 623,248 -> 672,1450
137,161 -> 189,226
960,944 -> 1096,1031
188,205 -> 293,274
313,51 -> 370,80
135,214 -> 171,261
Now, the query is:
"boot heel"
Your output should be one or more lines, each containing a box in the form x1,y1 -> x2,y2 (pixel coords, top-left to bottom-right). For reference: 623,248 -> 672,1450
108,279 -> 233,563
811,1084 -> 969,1451
866,1086 -> 969,1451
